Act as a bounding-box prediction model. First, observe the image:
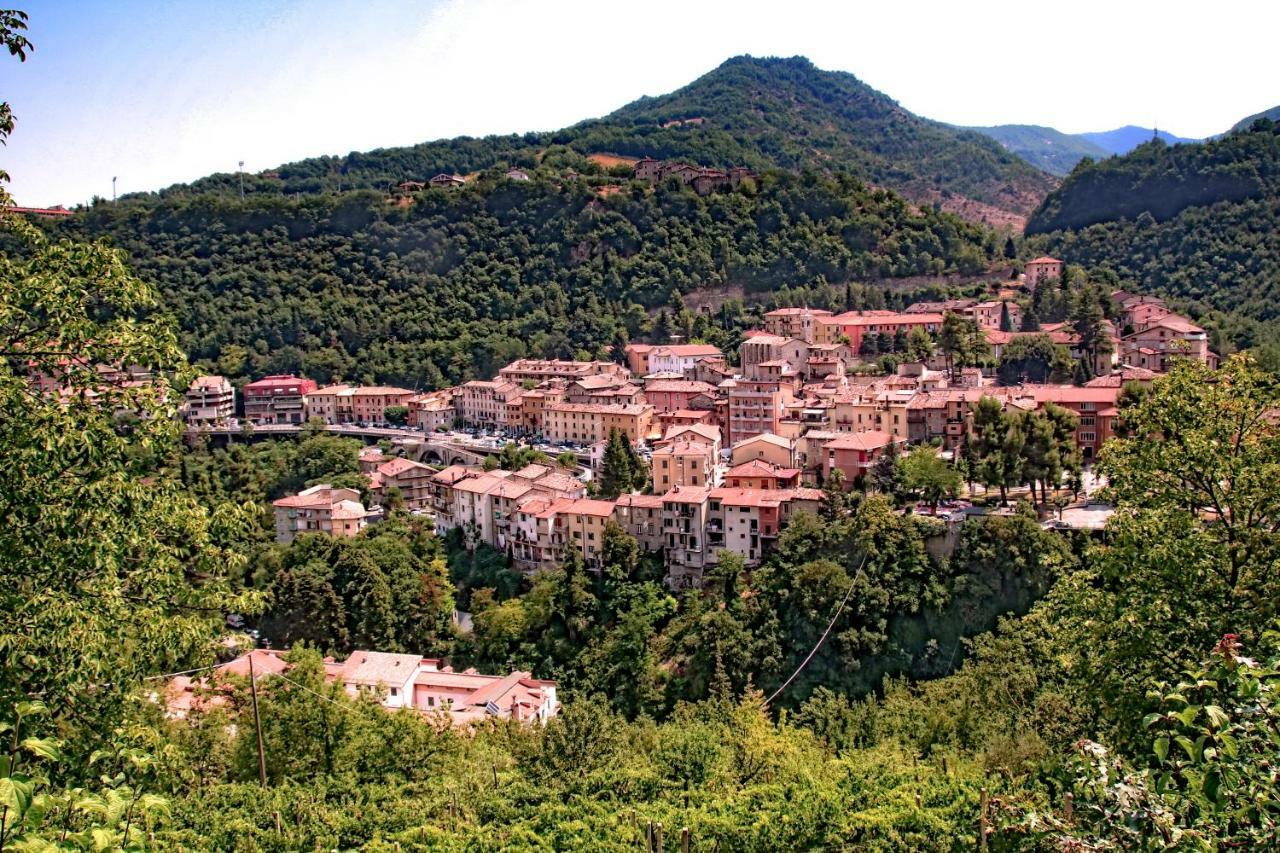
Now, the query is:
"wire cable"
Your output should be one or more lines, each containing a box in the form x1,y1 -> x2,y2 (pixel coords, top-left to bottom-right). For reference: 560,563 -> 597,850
763,552 -> 866,708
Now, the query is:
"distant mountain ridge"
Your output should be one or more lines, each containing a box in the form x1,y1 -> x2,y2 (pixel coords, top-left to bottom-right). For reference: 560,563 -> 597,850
965,125 -> 1110,176
157,55 -> 1055,227
968,124 -> 1199,176
1078,125 -> 1199,155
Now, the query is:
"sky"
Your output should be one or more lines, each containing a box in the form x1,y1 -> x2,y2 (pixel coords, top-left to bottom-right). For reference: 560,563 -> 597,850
3,0 -> 1276,206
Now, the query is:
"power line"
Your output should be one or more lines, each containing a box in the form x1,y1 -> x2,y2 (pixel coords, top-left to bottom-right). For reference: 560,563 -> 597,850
142,661 -> 223,681
764,552 -> 867,708
272,672 -> 377,717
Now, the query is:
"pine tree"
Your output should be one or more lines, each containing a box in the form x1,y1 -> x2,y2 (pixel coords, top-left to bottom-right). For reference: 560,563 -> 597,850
999,300 -> 1014,332
599,428 -> 634,498
610,326 -> 630,365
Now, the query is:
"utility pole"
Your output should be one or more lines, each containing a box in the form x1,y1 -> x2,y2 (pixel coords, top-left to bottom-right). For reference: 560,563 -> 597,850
112,176 -> 117,202
238,161 -> 245,200
249,653 -> 268,787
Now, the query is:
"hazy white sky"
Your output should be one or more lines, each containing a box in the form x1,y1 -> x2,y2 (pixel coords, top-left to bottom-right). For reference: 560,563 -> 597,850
4,0 -> 1276,206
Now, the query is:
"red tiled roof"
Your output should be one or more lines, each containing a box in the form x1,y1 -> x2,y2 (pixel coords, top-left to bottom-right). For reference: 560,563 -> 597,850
614,493 -> 665,509
378,457 -> 430,477
824,431 -> 896,451
1027,256 -> 1062,265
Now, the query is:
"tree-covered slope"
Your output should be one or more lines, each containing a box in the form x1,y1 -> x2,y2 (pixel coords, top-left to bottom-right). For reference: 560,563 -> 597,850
1026,121 -> 1280,234
1027,121 -> 1280,348
966,123 -> 1110,176
583,56 -> 1055,219
156,56 -> 1054,225
1232,105 -> 1280,133
53,170 -> 996,388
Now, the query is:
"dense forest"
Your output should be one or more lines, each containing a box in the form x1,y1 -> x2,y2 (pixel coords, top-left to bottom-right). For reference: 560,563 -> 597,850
1027,121 -> 1280,234
43,169 -> 998,387
963,123 -> 1110,177
156,56 -> 1053,223
1026,121 -> 1280,352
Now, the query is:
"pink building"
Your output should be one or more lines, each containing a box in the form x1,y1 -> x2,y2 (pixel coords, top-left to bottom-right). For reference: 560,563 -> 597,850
1024,256 -> 1064,289
243,374 -> 318,425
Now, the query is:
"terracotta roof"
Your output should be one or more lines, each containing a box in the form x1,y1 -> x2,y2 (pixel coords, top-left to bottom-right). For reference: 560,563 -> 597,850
725,459 -> 799,480
1021,385 -> 1120,404
564,498 -> 616,517
663,423 -> 720,444
644,379 -> 717,394
378,457 -> 430,477
765,307 -> 833,317
661,485 -> 713,504
547,402 -> 651,415
824,431 -> 896,451
351,385 -> 414,397
731,432 -> 792,450
431,465 -> 476,485
1027,256 -> 1062,265
651,344 -> 723,358
709,487 -> 790,508
827,311 -> 944,326
217,649 -> 290,678
615,493 -> 665,509
340,651 -> 423,687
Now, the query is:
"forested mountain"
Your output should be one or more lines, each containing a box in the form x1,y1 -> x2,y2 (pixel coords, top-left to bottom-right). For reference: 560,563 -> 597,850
1077,125 -> 1198,155
155,56 -> 1055,226
1232,105 -> 1280,133
1027,121 -> 1280,348
48,170 -> 997,387
965,124 -> 1110,176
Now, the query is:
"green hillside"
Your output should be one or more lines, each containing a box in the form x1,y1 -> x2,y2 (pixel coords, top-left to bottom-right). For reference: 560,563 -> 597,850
1026,122 -> 1280,234
159,56 -> 1053,223
1028,121 -> 1280,347
51,169 -> 996,388
966,123 -> 1109,176
1232,105 -> 1280,133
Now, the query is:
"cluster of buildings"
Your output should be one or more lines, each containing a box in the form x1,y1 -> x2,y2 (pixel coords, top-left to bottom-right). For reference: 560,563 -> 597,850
184,376 -> 456,431
164,649 -> 558,727
211,268 -> 1218,585
632,157 -> 756,195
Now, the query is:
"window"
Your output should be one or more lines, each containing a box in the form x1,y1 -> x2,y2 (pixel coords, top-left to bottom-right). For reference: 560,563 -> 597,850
1079,432 -> 1096,442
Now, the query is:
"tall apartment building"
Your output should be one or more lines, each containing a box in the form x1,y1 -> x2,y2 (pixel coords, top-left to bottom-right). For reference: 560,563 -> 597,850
458,379 -> 522,429
184,375 -> 235,424
349,386 -> 415,424
727,375 -> 796,446
304,384 -> 352,424
243,375 -> 317,425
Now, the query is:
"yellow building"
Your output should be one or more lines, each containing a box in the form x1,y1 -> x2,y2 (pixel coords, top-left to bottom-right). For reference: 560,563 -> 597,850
543,403 -> 655,445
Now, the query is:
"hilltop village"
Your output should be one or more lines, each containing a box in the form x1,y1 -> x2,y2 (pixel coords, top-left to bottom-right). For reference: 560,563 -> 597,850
180,265 -> 1214,596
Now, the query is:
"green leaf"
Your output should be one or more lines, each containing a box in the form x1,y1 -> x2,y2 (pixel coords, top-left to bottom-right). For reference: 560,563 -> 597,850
22,736 -> 63,762
0,775 -> 35,813
1204,704 -> 1230,730
1153,736 -> 1170,762
1175,735 -> 1199,762
1176,705 -> 1201,728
